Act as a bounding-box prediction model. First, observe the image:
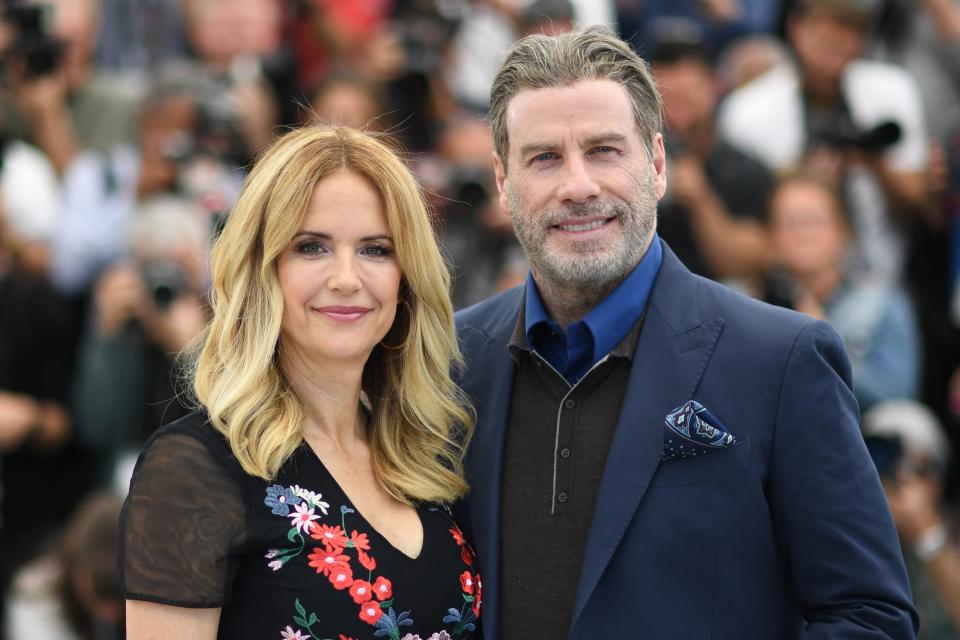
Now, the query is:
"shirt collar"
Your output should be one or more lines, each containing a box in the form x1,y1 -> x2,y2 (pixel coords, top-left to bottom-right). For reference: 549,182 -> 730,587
523,233 -> 663,363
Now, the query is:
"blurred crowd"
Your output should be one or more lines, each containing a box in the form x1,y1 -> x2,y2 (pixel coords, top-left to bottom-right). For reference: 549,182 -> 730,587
0,0 -> 958,638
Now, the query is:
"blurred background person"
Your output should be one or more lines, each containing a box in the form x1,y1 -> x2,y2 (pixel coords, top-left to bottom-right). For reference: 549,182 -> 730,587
651,37 -> 773,287
766,171 -> 921,412
863,400 -> 960,638
4,491 -> 124,640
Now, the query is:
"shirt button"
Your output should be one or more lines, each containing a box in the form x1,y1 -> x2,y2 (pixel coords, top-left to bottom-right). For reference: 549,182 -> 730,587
560,447 -> 571,459
565,399 -> 576,409
557,492 -> 569,503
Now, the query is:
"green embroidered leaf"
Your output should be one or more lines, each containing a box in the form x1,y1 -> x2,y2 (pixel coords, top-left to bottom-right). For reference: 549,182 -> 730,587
292,616 -> 307,627
287,528 -> 300,542
308,613 -> 317,625
463,595 -> 475,603
295,598 -> 306,617
379,598 -> 394,609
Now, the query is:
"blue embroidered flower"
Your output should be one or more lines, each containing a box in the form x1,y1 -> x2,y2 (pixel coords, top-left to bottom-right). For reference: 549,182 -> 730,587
374,607 -> 414,637
265,484 -> 300,516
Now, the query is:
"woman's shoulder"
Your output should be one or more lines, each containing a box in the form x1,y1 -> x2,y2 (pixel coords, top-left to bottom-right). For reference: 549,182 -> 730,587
139,409 -> 238,475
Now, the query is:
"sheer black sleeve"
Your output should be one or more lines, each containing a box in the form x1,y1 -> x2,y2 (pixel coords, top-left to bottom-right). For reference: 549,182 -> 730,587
119,426 -> 248,607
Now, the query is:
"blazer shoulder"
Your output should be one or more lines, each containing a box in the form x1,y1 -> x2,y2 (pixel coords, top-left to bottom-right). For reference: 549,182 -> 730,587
455,286 -> 523,339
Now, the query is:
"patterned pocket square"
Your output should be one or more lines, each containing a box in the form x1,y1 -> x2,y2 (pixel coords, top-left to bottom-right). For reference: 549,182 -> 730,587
662,400 -> 735,461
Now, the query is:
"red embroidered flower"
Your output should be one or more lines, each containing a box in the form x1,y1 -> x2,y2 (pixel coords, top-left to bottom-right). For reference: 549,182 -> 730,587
349,579 -> 374,604
372,576 -> 392,600
460,544 -> 474,565
473,575 -> 483,618
312,524 -> 349,551
357,549 -> 377,572
460,570 -> 475,594
350,530 -> 370,551
338,636 -> 356,640
358,601 -> 383,624
450,524 -> 466,546
328,564 -> 354,590
307,547 -> 351,577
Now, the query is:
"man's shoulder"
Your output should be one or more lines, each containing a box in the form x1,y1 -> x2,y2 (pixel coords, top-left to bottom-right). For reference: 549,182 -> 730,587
455,286 -> 523,338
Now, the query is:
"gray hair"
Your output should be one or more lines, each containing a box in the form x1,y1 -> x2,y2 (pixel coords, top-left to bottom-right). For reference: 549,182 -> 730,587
489,25 -> 663,170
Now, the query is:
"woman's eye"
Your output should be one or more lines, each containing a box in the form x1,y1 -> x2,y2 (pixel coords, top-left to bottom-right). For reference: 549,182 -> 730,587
297,241 -> 326,254
361,245 -> 393,257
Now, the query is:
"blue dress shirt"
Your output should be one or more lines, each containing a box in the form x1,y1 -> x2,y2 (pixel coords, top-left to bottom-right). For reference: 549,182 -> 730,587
525,235 -> 663,383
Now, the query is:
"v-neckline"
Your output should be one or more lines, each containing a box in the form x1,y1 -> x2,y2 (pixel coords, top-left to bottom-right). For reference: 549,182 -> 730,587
301,442 -> 426,562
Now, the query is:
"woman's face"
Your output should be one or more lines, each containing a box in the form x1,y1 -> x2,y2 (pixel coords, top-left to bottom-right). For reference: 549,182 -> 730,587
276,169 -> 401,368
769,181 -> 848,277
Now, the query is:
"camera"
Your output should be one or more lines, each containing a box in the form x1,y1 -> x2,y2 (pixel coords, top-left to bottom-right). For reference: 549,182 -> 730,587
809,112 -> 902,154
140,259 -> 190,310
1,1 -> 65,78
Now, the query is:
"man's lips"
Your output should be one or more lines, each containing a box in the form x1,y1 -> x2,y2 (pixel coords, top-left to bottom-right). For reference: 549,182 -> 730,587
313,306 -> 372,322
550,216 -> 615,233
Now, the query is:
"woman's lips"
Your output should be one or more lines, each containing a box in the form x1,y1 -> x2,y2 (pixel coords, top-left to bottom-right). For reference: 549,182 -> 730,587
313,306 -> 371,322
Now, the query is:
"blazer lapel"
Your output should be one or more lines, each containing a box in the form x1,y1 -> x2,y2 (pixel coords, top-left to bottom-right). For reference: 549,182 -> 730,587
570,245 -> 725,631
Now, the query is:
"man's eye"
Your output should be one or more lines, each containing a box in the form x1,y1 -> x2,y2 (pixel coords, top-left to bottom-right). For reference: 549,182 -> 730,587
591,146 -> 617,155
532,152 -> 560,162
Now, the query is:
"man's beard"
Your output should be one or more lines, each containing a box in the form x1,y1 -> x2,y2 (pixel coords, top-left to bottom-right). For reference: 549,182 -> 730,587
508,170 -> 657,291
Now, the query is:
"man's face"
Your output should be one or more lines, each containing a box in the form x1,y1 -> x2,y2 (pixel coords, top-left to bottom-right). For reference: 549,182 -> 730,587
493,79 -> 666,291
790,13 -> 864,98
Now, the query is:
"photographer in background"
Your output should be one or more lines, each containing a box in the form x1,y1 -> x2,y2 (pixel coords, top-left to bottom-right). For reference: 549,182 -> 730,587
0,0 -> 141,173
651,38 -> 773,285
719,0 -> 931,285
863,400 -> 960,638
70,196 -> 208,489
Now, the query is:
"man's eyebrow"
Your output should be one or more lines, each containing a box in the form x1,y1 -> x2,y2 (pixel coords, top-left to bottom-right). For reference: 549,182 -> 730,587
582,132 -> 630,147
518,141 -> 559,158
517,132 -> 632,158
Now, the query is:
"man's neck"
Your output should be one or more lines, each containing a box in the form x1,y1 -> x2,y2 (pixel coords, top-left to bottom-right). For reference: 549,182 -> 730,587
533,271 -> 624,329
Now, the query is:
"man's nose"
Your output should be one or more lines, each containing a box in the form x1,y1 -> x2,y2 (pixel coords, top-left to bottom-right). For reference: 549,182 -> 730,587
556,155 -> 601,204
327,251 -> 362,292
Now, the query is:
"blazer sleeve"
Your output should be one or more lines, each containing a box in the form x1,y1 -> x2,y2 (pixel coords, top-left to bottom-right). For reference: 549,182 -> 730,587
767,320 -> 919,639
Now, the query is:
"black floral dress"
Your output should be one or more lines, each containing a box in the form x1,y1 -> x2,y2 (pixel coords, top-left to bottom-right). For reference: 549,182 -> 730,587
119,412 -> 480,640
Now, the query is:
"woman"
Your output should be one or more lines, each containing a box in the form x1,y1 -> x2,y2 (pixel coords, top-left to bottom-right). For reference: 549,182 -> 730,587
120,126 -> 480,640
765,171 -> 921,412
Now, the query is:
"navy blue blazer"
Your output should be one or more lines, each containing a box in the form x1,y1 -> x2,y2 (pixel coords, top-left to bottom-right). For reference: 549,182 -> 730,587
454,242 -> 918,639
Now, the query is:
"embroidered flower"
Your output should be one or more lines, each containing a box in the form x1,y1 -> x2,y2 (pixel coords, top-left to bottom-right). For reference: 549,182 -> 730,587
265,549 -> 279,559
472,575 -> 482,618
311,524 -> 348,551
307,548 -> 351,577
269,559 -> 284,571
372,576 -> 392,600
400,634 -> 451,640
328,565 -> 354,590
449,524 -> 466,546
291,485 -> 330,514
348,579 -> 373,604
265,485 -> 300,516
349,530 -> 370,551
289,502 -> 321,534
338,636 -> 356,640
460,544 -> 474,565
358,601 -> 383,624
280,626 -> 311,639
357,548 -> 377,572
459,571 -> 475,595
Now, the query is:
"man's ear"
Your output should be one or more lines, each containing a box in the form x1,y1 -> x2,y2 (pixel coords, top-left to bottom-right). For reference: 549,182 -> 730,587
651,133 -> 667,200
493,152 -> 509,212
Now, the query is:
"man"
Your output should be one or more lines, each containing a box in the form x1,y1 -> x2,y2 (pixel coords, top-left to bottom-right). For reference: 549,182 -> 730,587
717,0 -> 930,285
454,26 -> 918,639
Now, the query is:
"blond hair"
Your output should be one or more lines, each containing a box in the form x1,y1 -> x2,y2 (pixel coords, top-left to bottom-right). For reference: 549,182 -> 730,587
489,25 -> 663,170
192,126 -> 473,504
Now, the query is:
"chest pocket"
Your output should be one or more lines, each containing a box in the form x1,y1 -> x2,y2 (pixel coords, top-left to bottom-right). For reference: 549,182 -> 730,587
649,439 -> 752,488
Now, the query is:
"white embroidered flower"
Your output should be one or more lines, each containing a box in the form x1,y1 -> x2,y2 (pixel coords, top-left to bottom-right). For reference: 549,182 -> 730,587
268,560 -> 283,571
280,626 -> 310,639
291,485 -> 330,514
288,502 -> 321,534
265,549 -> 279,559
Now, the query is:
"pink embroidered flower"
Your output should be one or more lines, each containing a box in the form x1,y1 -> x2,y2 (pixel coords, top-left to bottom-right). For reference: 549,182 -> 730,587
328,565 -> 354,590
350,530 -> 370,551
349,579 -> 374,604
289,502 -> 321,534
358,601 -> 383,624
265,549 -> 279,559
307,548 -> 351,577
280,625 -> 311,639
311,524 -> 348,551
268,559 -> 283,571
460,571 -> 475,594
372,576 -> 392,600
357,549 -> 377,571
